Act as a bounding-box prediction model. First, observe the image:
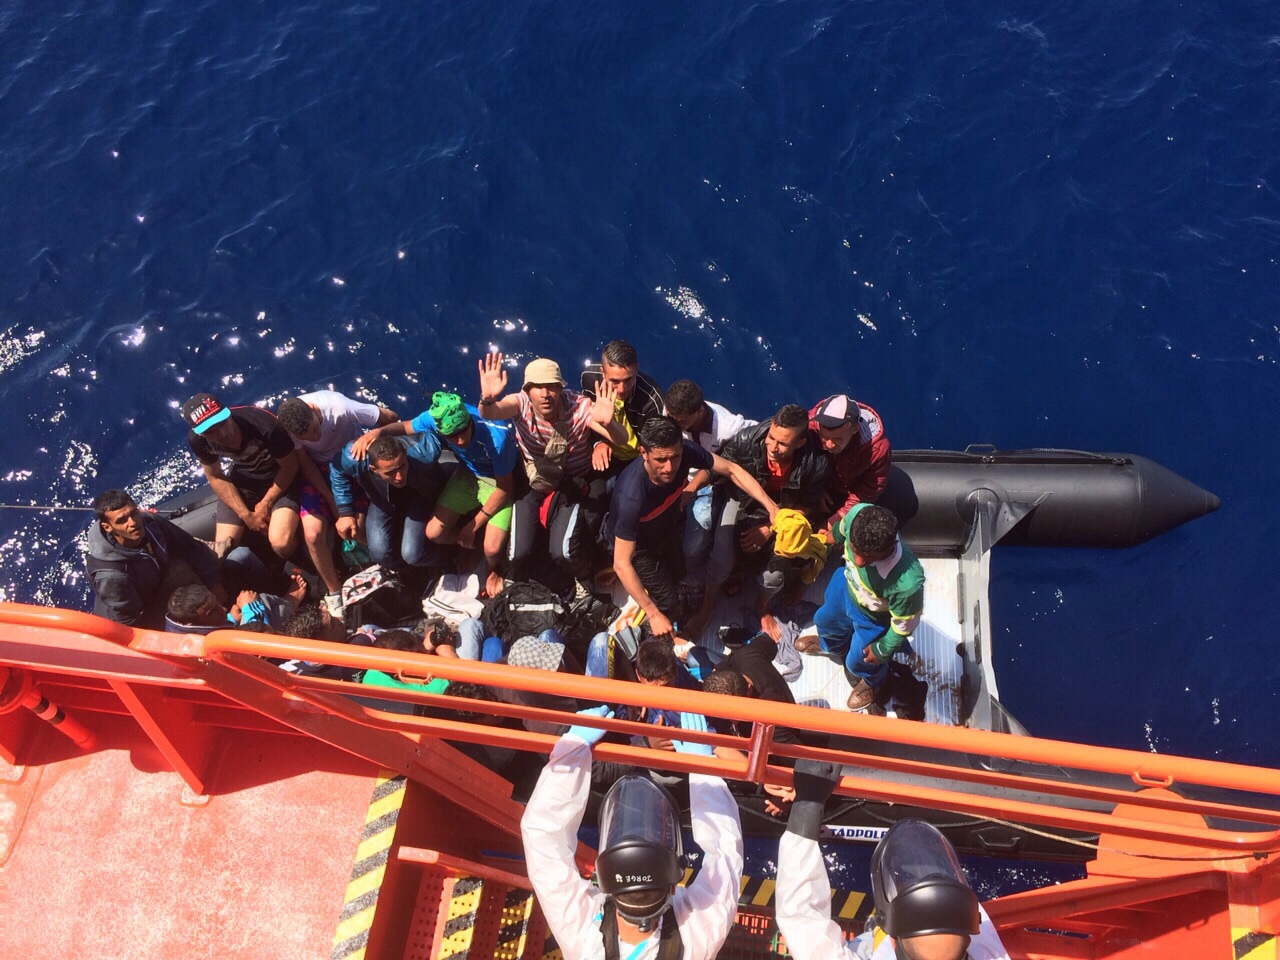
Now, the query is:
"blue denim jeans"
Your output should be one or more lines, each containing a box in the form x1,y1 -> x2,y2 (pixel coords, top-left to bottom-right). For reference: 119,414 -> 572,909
682,486 -> 739,587
456,617 -> 505,662
221,545 -> 270,592
813,570 -> 908,688
586,631 -> 610,678
365,498 -> 435,571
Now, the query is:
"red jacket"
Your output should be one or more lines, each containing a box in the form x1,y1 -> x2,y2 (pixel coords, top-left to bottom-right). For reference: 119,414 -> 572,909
808,398 -> 891,524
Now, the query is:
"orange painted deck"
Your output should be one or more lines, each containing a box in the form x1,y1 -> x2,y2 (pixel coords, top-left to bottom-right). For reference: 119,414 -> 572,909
0,723 -> 379,959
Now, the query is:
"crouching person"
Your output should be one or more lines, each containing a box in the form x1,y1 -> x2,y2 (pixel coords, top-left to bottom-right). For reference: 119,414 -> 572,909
475,351 -> 627,586
87,488 -> 255,630
804,504 -> 924,711
354,391 -> 517,598
329,434 -> 448,577
521,708 -> 743,959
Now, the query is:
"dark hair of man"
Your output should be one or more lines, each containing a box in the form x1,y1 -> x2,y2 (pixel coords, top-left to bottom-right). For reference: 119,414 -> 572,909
664,379 -> 704,418
444,680 -> 498,722
703,668 -> 748,699
848,504 -> 899,557
91,488 -> 134,521
772,404 -> 809,431
601,339 -> 638,369
638,415 -> 682,452
167,584 -> 215,624
366,435 -> 404,466
276,398 -> 313,438
635,639 -> 679,683
372,628 -> 421,652
614,887 -> 669,917
282,602 -> 326,640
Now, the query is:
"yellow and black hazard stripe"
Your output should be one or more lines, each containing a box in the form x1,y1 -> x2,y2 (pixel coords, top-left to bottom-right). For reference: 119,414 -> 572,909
1234,929 -> 1277,960
331,771 -> 407,960
437,876 -> 485,960
493,887 -> 536,960
540,929 -> 563,960
737,873 -> 871,926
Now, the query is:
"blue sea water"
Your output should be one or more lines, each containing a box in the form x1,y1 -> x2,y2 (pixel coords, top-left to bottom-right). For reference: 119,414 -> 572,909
0,0 -> 1276,785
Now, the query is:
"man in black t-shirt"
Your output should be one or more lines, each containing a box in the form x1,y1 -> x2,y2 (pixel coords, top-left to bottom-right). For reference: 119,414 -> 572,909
605,416 -> 779,640
183,392 -> 301,559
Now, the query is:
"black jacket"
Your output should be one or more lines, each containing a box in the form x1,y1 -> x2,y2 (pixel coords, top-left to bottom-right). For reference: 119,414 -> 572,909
712,636 -> 800,745
718,421 -> 832,521
85,513 -> 222,628
580,365 -> 666,432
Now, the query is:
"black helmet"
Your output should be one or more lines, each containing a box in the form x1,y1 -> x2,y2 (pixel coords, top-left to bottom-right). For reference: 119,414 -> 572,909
870,820 -> 980,939
594,775 -> 686,930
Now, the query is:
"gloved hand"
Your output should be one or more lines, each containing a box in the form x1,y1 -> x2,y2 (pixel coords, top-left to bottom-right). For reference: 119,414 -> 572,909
672,712 -> 715,756
786,758 -> 842,840
566,705 -> 614,746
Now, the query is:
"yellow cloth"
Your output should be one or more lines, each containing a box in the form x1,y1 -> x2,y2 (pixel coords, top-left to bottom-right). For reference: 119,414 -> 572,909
608,397 -> 639,460
771,508 -> 829,583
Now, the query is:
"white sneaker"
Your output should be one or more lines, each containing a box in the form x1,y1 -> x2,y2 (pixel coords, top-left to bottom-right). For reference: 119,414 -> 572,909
324,592 -> 345,618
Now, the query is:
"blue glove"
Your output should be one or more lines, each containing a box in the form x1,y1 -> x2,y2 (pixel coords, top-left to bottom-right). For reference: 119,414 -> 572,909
566,705 -> 614,746
672,712 -> 715,756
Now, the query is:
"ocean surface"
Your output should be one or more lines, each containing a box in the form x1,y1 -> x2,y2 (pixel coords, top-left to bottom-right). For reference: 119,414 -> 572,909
0,0 -> 1276,793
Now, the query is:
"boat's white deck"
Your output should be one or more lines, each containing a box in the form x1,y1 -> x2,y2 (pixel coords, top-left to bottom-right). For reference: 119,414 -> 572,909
680,555 -> 964,725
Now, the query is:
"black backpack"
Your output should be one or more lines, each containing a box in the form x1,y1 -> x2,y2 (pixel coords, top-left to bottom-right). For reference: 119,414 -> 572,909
560,592 -> 620,658
481,581 -> 567,641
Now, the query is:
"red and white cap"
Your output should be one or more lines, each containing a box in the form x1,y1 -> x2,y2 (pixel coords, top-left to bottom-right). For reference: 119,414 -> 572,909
813,394 -> 860,428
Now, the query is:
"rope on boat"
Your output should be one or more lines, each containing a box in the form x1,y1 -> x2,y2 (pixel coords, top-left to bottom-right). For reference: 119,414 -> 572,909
0,503 -> 96,512
969,812 -> 1277,863
0,503 -> 182,518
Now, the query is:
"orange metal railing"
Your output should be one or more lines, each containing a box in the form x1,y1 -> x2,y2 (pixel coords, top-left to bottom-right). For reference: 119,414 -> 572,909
4,601 -> 1280,857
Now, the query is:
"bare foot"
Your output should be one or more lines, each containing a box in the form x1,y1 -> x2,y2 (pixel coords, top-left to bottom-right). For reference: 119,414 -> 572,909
484,569 -> 506,598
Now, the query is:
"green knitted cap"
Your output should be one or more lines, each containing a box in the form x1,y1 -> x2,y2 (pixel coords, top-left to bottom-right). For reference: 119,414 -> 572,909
428,392 -> 471,435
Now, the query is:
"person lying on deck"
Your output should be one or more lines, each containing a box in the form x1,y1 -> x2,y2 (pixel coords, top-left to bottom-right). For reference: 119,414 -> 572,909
164,575 -> 306,635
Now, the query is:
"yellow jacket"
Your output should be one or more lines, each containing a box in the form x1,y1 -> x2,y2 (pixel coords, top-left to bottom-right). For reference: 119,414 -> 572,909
771,508 -> 829,583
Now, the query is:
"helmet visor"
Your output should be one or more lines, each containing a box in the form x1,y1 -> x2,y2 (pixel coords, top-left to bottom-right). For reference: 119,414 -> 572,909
598,775 -> 681,855
872,820 -> 979,938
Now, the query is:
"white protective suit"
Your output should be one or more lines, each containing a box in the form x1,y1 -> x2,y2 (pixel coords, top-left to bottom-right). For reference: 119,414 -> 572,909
775,831 -> 1011,960
520,736 -> 744,960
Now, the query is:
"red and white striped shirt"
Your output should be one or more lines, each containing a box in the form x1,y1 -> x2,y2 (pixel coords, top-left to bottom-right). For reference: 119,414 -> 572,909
515,389 -> 598,479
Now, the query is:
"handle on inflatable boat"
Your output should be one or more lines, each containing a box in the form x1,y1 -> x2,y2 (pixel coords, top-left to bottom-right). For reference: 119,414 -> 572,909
396,670 -> 436,685
1132,770 -> 1175,788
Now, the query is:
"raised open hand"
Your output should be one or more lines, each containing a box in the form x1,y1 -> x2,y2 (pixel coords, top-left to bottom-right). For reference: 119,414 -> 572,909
478,351 -> 508,402
590,375 -> 620,425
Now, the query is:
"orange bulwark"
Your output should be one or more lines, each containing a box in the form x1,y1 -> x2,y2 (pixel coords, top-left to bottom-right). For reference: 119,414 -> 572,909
1,600 -> 1278,959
